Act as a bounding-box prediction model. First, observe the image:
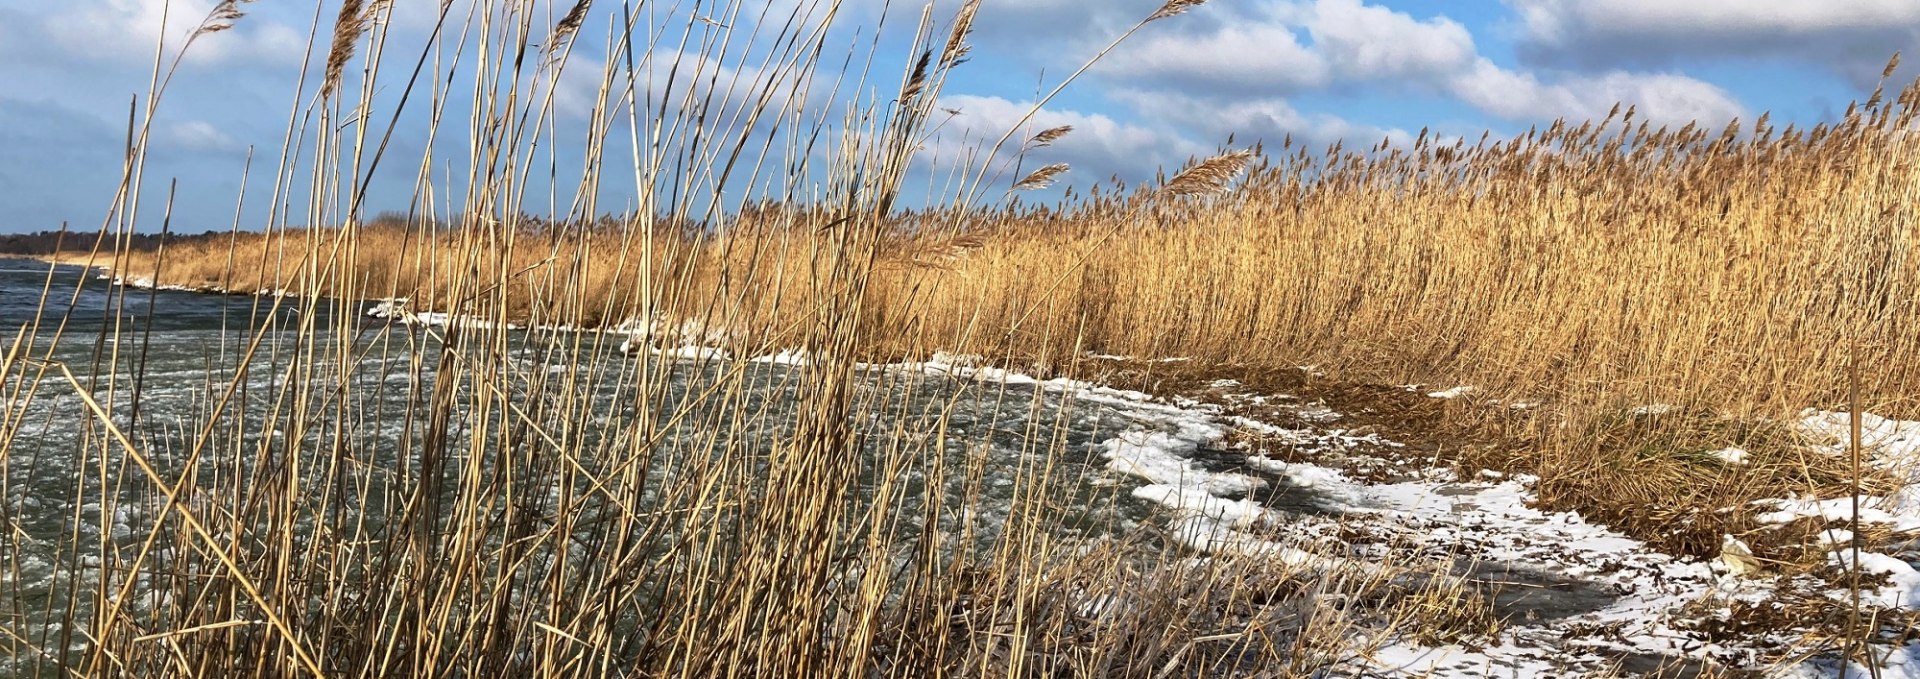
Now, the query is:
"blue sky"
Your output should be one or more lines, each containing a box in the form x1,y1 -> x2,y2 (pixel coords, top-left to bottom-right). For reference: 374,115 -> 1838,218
0,0 -> 1915,233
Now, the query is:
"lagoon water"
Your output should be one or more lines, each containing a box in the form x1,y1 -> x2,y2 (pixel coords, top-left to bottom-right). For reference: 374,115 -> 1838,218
0,257 -> 1195,671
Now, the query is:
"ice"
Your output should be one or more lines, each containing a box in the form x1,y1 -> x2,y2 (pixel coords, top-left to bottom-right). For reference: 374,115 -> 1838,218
1164,517 -> 1325,567
1130,484 -> 1270,526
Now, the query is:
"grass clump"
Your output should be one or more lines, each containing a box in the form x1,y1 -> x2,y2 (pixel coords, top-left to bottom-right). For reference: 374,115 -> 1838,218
4,0 -> 1920,676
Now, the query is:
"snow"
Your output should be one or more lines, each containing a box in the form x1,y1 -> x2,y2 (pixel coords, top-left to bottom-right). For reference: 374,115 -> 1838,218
1099,426 -> 1260,495
1798,409 -> 1920,463
1165,516 -> 1326,568
749,349 -> 812,365
362,298 -> 528,330
1753,497 -> 1920,532
1788,644 -> 1920,679
1711,446 -> 1750,464
1426,385 -> 1475,399
1049,379 -> 1920,677
1829,550 -> 1920,610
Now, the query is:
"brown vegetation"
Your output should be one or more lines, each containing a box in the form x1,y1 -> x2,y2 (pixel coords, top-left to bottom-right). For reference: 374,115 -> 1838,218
98,77 -> 1920,544
4,0 -> 1917,675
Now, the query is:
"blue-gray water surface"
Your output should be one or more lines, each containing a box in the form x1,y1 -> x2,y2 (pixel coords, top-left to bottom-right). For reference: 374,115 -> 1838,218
0,257 -> 1183,671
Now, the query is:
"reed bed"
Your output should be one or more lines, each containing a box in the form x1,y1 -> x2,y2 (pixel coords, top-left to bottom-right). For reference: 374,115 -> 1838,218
99,74 -> 1920,522
3,0 -> 1916,675
97,80 -> 1920,422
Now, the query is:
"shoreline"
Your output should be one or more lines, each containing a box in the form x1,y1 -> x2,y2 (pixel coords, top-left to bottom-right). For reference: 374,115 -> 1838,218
8,255 -> 1920,673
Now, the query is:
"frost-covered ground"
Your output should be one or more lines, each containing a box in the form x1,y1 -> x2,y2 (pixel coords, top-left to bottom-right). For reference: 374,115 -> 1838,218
933,357 -> 1920,678
455,324 -> 1920,676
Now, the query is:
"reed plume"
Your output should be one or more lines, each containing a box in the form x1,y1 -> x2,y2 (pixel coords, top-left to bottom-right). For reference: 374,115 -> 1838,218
320,0 -> 368,100
1012,162 -> 1070,191
1149,0 -> 1210,21
1160,148 -> 1252,195
1029,125 -> 1073,148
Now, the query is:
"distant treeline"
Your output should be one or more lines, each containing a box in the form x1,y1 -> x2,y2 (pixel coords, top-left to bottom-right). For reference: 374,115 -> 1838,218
0,204 -> 967,260
0,230 -> 229,257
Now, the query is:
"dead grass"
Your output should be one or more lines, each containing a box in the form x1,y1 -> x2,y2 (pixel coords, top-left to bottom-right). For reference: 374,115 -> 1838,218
76,79 -> 1920,555
8,0 -> 1920,675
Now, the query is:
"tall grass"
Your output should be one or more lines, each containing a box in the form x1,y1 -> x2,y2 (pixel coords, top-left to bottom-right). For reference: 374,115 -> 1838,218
59,63 -> 1920,561
0,0 -> 1507,677
5,0 -> 1918,675
112,78 -> 1920,419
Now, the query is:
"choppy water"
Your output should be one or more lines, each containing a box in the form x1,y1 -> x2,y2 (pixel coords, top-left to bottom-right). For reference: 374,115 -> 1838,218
0,257 -> 1188,672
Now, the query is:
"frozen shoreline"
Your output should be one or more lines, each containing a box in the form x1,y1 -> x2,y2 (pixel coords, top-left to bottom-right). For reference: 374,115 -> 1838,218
51,263 -> 1920,676
922,356 -> 1920,677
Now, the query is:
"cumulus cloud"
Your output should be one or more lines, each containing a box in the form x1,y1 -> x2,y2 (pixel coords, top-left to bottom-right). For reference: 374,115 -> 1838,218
1509,0 -> 1920,85
1306,0 -> 1476,83
927,94 -> 1204,190
846,0 -> 1161,50
1111,89 -> 1413,152
1105,21 -> 1329,95
0,0 -> 1837,229
156,120 -> 244,153
1448,59 -> 1746,126
1100,0 -> 1742,132
40,0 -> 308,69
1103,0 -> 1474,96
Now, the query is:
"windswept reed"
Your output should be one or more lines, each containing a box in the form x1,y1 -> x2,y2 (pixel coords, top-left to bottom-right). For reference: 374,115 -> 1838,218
5,0 -> 1919,676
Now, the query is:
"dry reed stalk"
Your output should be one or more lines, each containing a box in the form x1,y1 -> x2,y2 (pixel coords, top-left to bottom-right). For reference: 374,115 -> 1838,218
1148,0 -> 1210,22
321,0 -> 369,100
941,0 -> 980,68
1028,125 -> 1072,147
1160,149 -> 1253,195
17,0 -> 1920,674
1012,163 -> 1069,191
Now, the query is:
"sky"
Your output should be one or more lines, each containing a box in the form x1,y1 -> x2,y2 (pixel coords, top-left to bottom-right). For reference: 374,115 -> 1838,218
0,0 -> 1916,233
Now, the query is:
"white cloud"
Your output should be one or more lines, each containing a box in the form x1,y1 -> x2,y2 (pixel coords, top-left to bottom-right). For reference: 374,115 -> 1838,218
1306,0 -> 1476,83
1102,0 -> 1475,96
1113,89 -> 1414,152
1514,0 -> 1920,40
847,0 -> 1160,46
1448,58 -> 1745,126
929,94 -> 1204,189
43,0 -> 307,68
1095,0 -> 1743,133
1105,22 -> 1329,95
157,120 -> 242,153
1509,0 -> 1920,84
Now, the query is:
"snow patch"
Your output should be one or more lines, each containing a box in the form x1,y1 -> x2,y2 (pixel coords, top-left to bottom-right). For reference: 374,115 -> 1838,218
749,349 -> 812,366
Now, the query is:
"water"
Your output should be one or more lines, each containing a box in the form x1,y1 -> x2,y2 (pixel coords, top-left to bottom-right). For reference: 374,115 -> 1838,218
0,257 -> 1190,672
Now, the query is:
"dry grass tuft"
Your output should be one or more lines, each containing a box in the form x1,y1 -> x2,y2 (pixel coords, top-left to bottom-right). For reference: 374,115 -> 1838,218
1160,148 -> 1253,195
14,0 -> 1920,674
942,0 -> 979,67
548,0 -> 593,59
320,0 -> 368,100
1148,0 -> 1210,22
1012,163 -> 1070,192
1028,125 -> 1073,147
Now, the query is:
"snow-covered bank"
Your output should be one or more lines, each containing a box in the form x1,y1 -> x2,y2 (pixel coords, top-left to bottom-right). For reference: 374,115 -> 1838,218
926,357 -> 1920,677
